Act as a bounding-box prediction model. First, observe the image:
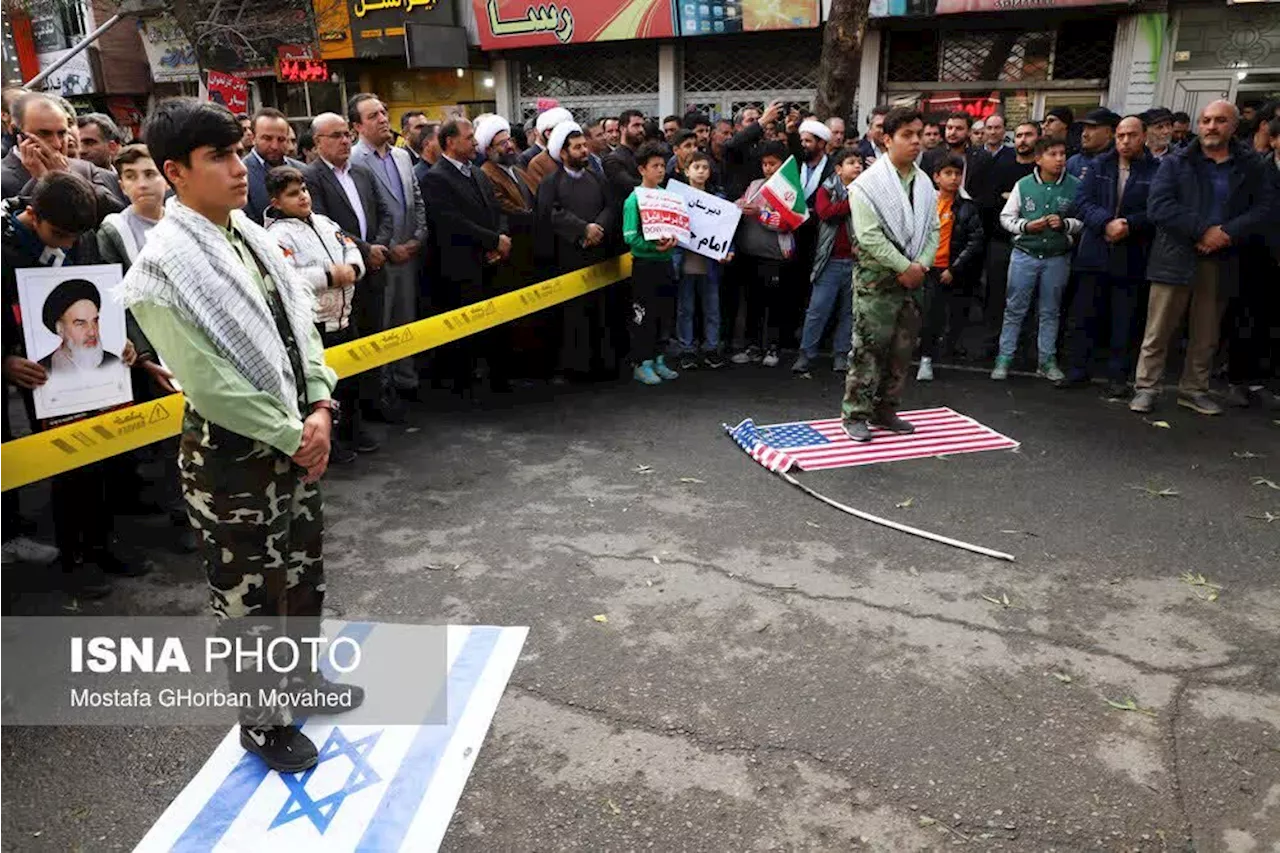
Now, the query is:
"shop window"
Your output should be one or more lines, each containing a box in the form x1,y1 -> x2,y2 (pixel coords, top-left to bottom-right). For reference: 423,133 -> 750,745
308,82 -> 343,116
885,30 -> 940,85
1054,20 -> 1117,81
519,43 -> 658,99
281,83 -> 309,119
682,31 -> 820,94
885,24 -> 1114,84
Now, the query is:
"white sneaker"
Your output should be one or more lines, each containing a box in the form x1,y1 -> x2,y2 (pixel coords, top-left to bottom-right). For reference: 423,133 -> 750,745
2,536 -> 60,566
916,357 -> 934,382
761,347 -> 780,368
729,350 -> 752,365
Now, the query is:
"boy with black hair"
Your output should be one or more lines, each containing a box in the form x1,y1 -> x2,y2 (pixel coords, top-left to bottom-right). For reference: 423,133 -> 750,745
673,150 -> 729,371
666,129 -> 699,183
993,137 -> 1081,381
119,98 -> 357,773
623,141 -> 680,385
794,146 -> 861,374
2,171 -> 142,593
918,155 -> 984,381
265,165 -> 366,465
732,139 -> 796,367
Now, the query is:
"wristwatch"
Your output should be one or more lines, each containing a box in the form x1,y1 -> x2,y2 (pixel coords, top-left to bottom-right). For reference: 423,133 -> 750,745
312,399 -> 340,425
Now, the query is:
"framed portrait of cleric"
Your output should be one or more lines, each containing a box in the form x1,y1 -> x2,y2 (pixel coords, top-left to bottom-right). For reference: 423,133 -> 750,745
16,264 -> 132,421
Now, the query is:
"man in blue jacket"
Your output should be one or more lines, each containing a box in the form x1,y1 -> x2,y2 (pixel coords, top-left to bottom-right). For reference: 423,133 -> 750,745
1131,100 -> 1279,416
1058,115 -> 1158,396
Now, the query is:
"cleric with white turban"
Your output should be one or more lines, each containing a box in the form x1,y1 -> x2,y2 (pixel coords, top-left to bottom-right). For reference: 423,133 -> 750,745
797,118 -> 833,201
547,121 -> 582,164
475,115 -> 511,155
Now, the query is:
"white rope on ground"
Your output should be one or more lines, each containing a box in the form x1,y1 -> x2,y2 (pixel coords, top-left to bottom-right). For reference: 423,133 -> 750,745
778,469 -> 1016,562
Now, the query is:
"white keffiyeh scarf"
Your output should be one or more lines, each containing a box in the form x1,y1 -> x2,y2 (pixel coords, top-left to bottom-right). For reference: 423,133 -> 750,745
850,155 -> 938,262
115,198 -> 317,419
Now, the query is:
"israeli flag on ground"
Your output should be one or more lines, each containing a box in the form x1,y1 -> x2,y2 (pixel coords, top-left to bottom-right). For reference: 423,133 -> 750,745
134,624 -> 528,852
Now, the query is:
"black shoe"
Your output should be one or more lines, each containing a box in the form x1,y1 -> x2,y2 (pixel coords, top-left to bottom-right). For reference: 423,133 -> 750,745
62,560 -> 112,599
355,431 -> 381,454
871,411 -> 915,434
1103,380 -> 1130,399
296,676 -> 366,715
703,353 -> 725,369
330,443 -> 358,465
843,420 -> 873,442
1054,376 -> 1091,390
93,550 -> 151,578
240,725 -> 318,773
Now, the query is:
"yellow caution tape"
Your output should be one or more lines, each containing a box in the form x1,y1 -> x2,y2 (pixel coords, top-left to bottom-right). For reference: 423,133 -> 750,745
1,254 -> 632,492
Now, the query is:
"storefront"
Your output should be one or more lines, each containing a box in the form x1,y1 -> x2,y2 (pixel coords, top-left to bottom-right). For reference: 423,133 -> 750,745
1160,2 -> 1280,117
474,0 -> 823,125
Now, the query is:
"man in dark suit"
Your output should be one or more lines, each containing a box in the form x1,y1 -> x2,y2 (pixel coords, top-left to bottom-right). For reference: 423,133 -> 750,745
1,92 -> 125,217
411,120 -> 441,185
303,111 -> 396,431
242,107 -> 304,226
421,118 -> 512,395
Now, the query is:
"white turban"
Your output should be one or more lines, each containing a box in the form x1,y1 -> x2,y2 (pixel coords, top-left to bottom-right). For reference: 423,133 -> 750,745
548,121 -> 582,163
535,106 -> 573,134
799,119 -> 832,143
475,116 -> 510,153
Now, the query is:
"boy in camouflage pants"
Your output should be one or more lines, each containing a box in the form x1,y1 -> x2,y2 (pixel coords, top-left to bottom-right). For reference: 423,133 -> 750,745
841,108 -> 940,442
122,98 -> 359,773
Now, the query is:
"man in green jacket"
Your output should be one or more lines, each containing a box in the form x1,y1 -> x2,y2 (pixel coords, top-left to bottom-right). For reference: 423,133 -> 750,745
120,98 -> 360,773
842,107 -> 940,442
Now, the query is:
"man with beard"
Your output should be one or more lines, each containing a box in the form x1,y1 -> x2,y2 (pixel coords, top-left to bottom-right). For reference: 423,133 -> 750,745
75,113 -> 123,170
243,108 -> 304,226
778,118 -> 836,352
411,120 -> 442,183
604,109 -> 647,201
921,118 -> 942,152
38,279 -> 121,376
722,101 -> 785,202
536,121 -> 617,380
526,107 -> 573,186
521,106 -> 569,168
350,93 -> 427,401
1171,111 -> 1192,145
1142,107 -> 1175,160
921,111 -> 993,201
477,116 -> 538,377
583,117 -> 609,177
400,110 -> 428,168
857,106 -> 889,164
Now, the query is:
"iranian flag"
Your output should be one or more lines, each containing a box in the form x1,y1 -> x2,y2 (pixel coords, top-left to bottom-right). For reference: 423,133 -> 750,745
755,155 -> 809,229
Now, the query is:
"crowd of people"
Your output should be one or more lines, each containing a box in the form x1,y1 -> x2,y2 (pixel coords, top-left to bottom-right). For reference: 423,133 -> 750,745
1,82 -> 1277,769
2,87 -> 1279,587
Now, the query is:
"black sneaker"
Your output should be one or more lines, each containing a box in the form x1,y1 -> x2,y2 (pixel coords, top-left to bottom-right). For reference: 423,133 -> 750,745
330,442 -> 358,465
679,355 -> 699,371
1103,380 -> 1130,400
871,411 -> 915,434
240,725 -> 318,773
1053,376 -> 1091,390
703,353 -> 725,369
62,560 -> 112,599
843,420 -> 873,442
355,431 -> 382,454
296,676 -> 366,715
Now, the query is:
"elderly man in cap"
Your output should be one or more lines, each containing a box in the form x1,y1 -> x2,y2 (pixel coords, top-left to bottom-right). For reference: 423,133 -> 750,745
1067,108 -> 1119,181
525,107 -> 573,186
38,279 -> 122,376
1143,108 -> 1175,160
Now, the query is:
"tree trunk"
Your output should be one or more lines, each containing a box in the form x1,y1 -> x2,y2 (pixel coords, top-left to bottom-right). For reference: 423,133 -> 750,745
813,0 -> 872,122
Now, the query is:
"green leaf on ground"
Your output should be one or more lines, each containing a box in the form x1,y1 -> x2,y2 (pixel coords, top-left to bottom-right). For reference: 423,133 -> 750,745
1232,451 -> 1264,459
605,799 -> 622,815
632,464 -> 654,474
1252,477 -> 1279,491
895,497 -> 914,509
982,593 -> 1014,609
1149,420 -> 1171,429
1052,672 -> 1073,684
592,614 -> 608,624
678,477 -> 705,484
1132,484 -> 1180,498
1106,696 -> 1158,717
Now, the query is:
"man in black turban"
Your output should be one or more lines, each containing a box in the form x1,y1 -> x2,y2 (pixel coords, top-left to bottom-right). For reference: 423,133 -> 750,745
38,278 -> 119,374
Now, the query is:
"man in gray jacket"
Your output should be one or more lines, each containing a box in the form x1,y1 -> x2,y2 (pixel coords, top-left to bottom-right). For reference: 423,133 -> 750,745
1,92 -> 125,217
349,93 -> 427,398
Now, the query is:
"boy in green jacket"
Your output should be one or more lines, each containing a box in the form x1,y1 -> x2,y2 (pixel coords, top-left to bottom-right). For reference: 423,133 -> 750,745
994,137 -> 1082,381
622,142 -> 680,385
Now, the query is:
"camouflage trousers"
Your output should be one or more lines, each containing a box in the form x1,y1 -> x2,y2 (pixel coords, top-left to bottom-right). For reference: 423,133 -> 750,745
178,406 -> 325,727
841,278 -> 922,421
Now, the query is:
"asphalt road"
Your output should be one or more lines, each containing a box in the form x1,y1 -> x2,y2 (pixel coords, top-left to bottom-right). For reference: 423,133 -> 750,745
3,362 -> 1278,851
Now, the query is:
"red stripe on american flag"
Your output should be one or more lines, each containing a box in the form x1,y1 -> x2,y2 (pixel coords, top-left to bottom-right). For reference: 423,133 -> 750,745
797,436 -> 1018,470
791,426 -> 998,462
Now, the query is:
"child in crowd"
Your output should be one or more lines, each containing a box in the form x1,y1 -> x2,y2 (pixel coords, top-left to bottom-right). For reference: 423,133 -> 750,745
994,138 -> 1081,381
732,140 -> 795,367
793,146 -> 861,375
673,150 -> 729,371
623,142 -> 681,385
265,165 -> 367,461
917,155 -> 984,381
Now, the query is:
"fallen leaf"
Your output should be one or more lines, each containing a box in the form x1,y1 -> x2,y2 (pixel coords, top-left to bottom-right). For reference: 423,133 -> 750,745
1052,672 -> 1073,684
1105,696 -> 1157,717
405,427 -> 421,434
999,529 -> 1039,537
1252,477 -> 1280,491
652,555 -> 661,565
605,799 -> 622,815
1149,420 -> 1171,429
982,594 -> 1014,609
678,477 -> 705,484
755,623 -> 770,633
1245,511 -> 1278,523
632,464 -> 654,474
918,816 -> 937,828
1131,484 -> 1180,498
592,614 -> 608,624
804,521 -> 820,528
1233,451 -> 1264,459
895,497 -> 915,509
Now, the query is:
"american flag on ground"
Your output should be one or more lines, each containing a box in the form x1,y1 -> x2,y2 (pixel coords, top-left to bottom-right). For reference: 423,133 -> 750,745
724,407 -> 1019,473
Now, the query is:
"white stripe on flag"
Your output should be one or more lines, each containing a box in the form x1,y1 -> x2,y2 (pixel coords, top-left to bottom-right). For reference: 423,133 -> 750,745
133,624 -> 526,853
